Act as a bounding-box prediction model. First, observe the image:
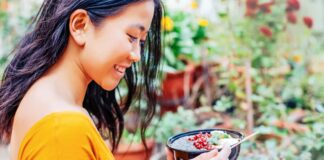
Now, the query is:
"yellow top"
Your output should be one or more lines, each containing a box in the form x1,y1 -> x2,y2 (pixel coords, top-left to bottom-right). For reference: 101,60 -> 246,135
18,111 -> 115,160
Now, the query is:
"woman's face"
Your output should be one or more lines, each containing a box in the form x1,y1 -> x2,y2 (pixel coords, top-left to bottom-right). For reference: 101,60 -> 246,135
80,0 -> 155,90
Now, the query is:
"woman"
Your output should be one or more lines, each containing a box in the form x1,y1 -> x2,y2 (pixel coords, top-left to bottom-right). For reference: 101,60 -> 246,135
0,0 -> 230,159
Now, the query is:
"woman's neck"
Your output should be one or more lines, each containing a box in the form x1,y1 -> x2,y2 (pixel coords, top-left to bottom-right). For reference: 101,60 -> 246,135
42,40 -> 91,107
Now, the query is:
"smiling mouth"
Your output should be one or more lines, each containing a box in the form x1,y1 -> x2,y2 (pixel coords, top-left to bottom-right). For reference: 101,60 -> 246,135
114,65 -> 126,74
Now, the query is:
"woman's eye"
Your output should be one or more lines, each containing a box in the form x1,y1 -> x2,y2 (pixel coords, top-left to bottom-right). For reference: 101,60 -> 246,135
127,34 -> 145,47
127,34 -> 138,43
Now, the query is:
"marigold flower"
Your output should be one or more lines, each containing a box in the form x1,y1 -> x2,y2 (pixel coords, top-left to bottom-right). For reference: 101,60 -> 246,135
259,26 -> 272,38
198,19 -> 209,27
292,55 -> 302,63
303,16 -> 313,29
286,11 -> 297,24
161,16 -> 174,31
191,1 -> 198,9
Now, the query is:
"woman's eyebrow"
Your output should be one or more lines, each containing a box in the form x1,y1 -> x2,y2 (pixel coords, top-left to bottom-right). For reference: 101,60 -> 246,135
130,24 -> 148,33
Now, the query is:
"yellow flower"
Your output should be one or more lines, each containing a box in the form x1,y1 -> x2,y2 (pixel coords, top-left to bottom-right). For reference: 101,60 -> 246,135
198,19 -> 209,27
161,16 -> 174,31
191,1 -> 198,9
292,55 -> 302,63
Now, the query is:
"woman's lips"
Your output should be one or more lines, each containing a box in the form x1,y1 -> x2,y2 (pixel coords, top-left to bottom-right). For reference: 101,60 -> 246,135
114,65 -> 126,74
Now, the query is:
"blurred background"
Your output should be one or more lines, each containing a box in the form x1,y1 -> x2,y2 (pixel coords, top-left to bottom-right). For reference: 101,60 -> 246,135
1,0 -> 323,160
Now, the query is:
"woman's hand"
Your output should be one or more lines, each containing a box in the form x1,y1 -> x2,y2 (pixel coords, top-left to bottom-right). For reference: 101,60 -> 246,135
166,143 -> 231,160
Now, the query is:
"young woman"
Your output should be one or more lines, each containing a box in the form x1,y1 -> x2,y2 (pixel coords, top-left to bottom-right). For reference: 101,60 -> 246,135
0,0 -> 230,159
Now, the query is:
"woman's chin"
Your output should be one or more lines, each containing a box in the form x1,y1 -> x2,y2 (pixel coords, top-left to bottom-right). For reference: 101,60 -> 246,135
100,80 -> 120,91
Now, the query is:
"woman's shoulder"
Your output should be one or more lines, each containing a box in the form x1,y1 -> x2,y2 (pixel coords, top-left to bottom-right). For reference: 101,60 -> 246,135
21,111 -> 97,140
13,108 -> 95,144
10,107 -> 94,159
11,105 -> 91,143
26,111 -> 94,131
16,111 -> 114,160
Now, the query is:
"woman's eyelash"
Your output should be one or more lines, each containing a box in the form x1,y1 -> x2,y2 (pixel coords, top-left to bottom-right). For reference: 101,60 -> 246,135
127,34 -> 137,42
127,34 -> 145,46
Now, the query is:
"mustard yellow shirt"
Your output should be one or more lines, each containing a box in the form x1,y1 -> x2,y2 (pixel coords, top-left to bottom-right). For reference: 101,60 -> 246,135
18,111 -> 115,160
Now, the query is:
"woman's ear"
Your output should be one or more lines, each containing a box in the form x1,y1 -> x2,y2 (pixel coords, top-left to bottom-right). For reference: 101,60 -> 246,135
69,9 -> 90,46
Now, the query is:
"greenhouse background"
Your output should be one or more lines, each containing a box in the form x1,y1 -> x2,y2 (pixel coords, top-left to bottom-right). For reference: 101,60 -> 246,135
1,0 -> 324,160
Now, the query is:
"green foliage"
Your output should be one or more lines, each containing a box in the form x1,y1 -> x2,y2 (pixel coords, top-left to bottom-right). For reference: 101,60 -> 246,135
162,10 -> 208,72
153,107 -> 220,143
196,0 -> 324,159
240,122 -> 324,160
213,96 -> 233,112
154,107 -> 197,143
121,124 -> 155,144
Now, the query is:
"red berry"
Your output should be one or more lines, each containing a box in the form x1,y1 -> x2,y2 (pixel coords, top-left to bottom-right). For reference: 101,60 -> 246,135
259,26 -> 272,38
286,11 -> 297,24
303,16 -> 313,28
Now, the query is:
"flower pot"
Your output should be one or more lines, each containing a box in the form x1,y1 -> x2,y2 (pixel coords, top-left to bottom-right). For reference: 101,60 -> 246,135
158,65 -> 195,115
193,62 -> 219,83
114,139 -> 155,160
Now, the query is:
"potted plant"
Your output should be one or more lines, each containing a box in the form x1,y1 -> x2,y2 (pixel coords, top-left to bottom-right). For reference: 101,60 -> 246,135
159,7 -> 210,114
114,128 -> 155,160
113,103 -> 156,160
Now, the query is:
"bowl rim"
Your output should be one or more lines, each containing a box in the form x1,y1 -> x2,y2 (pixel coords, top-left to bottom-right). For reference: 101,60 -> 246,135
166,128 -> 244,154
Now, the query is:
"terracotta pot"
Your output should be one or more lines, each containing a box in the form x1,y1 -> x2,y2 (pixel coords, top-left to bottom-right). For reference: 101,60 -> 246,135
193,62 -> 219,82
158,65 -> 195,115
114,139 -> 155,160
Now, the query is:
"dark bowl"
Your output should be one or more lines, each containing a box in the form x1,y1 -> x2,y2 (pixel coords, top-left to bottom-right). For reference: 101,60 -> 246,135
167,129 -> 243,160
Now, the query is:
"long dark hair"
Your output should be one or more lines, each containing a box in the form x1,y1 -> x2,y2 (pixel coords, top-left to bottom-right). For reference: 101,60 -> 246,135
0,0 -> 163,151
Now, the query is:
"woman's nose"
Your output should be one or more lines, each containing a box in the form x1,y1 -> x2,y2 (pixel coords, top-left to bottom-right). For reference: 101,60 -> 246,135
129,51 -> 141,63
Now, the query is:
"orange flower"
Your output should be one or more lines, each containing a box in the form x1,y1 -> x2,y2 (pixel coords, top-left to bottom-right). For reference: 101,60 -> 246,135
161,16 -> 174,31
292,55 -> 302,63
191,1 -> 198,9
198,19 -> 209,27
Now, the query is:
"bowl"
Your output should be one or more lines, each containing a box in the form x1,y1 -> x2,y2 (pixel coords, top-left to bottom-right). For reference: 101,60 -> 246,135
167,128 -> 243,160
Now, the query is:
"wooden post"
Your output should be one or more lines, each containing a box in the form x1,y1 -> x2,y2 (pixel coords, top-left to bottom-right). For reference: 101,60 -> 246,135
245,61 -> 254,134
201,48 -> 212,106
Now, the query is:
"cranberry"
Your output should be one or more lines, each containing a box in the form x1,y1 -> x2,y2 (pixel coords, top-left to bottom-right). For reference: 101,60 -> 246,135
190,132 -> 214,150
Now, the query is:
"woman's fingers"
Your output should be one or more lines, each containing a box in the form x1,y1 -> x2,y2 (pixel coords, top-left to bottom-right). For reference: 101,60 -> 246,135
210,143 -> 231,160
165,147 -> 174,160
191,148 -> 219,160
